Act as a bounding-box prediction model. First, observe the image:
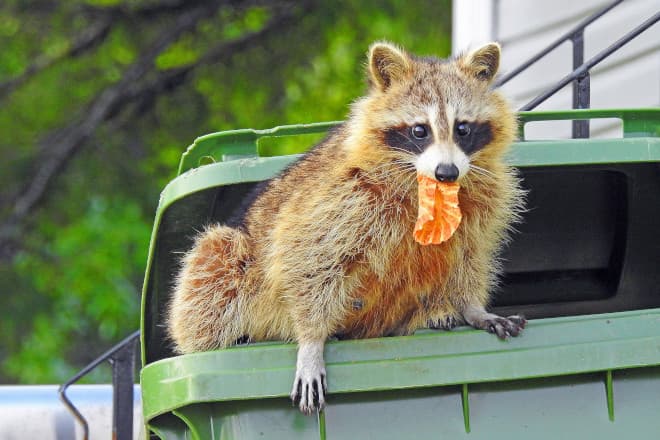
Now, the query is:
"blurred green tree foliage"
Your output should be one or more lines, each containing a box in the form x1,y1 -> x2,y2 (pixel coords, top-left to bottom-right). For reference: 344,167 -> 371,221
0,0 -> 451,383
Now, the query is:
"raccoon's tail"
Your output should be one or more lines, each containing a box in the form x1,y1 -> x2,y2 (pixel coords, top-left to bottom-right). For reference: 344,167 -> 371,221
167,224 -> 252,354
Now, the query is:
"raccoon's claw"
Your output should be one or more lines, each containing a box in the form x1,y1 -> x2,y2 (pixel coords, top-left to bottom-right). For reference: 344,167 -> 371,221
291,341 -> 327,415
484,315 -> 526,339
463,305 -> 526,340
291,370 -> 327,415
427,315 -> 460,330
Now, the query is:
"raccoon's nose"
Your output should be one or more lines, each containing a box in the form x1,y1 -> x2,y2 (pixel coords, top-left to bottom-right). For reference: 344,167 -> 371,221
434,164 -> 459,182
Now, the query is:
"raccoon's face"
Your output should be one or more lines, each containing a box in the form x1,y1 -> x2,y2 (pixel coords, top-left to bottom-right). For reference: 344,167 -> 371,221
355,41 -> 515,184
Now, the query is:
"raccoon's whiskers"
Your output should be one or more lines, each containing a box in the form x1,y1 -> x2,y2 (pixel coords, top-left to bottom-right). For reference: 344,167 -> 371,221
368,159 -> 415,177
371,169 -> 412,184
375,165 -> 417,185
389,130 -> 423,153
469,164 -> 495,179
372,163 -> 415,180
366,164 -> 417,194
385,145 -> 419,159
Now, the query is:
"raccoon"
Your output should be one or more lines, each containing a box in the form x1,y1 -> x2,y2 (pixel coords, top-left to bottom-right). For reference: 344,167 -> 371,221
167,41 -> 526,415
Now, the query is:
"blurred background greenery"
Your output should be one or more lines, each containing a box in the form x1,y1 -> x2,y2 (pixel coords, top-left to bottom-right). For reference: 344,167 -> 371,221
0,0 -> 451,383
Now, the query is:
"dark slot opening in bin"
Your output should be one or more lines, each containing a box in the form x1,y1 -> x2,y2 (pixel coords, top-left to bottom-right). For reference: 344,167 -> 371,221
496,167 -> 628,307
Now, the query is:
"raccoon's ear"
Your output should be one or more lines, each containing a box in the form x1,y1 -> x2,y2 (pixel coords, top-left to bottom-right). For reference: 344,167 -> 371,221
460,42 -> 501,83
368,42 -> 411,91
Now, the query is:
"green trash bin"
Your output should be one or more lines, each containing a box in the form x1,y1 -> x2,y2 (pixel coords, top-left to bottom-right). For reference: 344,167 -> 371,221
140,108 -> 660,439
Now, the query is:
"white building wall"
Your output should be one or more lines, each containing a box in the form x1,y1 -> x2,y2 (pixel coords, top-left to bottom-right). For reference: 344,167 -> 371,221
0,385 -> 143,440
453,0 -> 659,139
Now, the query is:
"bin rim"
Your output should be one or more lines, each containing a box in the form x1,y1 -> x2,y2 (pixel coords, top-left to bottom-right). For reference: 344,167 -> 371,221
141,307 -> 660,421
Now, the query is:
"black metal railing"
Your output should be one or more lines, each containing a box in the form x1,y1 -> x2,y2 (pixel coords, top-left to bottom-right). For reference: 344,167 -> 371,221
520,11 -> 659,112
59,330 -> 140,440
495,0 -> 659,139
495,0 -> 623,138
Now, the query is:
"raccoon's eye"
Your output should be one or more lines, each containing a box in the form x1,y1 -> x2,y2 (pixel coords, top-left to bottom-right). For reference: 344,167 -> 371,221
411,124 -> 429,139
456,122 -> 471,137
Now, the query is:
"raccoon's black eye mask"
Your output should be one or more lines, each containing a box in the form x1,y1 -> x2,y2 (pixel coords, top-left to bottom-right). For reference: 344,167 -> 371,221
383,124 -> 432,154
453,120 -> 493,155
383,120 -> 493,156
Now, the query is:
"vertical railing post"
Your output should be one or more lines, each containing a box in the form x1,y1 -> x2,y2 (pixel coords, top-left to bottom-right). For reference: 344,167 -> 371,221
110,335 -> 138,440
571,30 -> 590,138
59,330 -> 140,440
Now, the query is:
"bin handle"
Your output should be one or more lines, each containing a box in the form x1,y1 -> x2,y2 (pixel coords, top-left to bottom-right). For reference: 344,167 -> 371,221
517,108 -> 659,140
178,108 -> 659,174
177,121 -> 341,175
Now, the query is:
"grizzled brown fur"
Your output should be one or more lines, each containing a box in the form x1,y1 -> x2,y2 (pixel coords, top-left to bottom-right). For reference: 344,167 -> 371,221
168,41 -> 526,414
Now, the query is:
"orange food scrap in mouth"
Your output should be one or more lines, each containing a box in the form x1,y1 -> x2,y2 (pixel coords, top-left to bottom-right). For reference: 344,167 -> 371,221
413,174 -> 462,245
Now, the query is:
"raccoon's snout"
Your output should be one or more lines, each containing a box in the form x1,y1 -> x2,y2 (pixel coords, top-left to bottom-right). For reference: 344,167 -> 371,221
434,164 -> 459,182
415,144 -> 468,182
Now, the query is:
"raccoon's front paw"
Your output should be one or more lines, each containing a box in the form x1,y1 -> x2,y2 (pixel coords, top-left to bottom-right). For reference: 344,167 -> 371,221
482,315 -> 526,339
463,305 -> 526,339
290,341 -> 327,415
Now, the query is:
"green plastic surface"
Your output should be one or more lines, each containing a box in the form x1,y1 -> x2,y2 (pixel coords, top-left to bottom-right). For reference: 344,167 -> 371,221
177,121 -> 339,175
142,309 -> 660,439
140,108 -> 660,439
142,308 -> 660,418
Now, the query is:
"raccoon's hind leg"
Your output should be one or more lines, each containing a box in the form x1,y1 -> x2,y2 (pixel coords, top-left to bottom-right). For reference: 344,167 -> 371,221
168,225 -> 252,354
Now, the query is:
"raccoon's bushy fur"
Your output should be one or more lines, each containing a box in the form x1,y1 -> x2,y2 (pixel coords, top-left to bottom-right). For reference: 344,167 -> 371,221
168,41 -> 526,414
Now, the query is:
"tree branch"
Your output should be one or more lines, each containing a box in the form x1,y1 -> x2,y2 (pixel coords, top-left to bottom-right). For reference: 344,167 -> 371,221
126,2 -> 303,103
0,0 -> 309,262
0,15 -> 114,101
0,2 -> 221,260
0,0 -> 218,102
